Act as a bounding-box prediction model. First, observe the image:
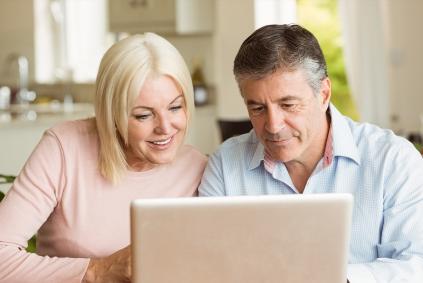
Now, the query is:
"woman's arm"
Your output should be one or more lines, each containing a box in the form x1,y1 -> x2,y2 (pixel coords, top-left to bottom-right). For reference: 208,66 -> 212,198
0,130 -> 91,282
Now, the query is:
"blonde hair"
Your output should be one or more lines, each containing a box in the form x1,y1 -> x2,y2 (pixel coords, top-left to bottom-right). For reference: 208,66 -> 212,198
94,33 -> 194,184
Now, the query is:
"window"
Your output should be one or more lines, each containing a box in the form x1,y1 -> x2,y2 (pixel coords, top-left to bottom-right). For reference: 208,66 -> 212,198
254,0 -> 358,120
297,0 -> 358,119
35,0 -> 112,83
255,0 -> 296,27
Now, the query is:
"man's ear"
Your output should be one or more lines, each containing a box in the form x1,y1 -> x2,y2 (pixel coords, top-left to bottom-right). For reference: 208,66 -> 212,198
319,77 -> 331,110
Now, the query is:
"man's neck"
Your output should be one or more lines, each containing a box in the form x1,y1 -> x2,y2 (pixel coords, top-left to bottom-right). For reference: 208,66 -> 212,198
285,112 -> 331,193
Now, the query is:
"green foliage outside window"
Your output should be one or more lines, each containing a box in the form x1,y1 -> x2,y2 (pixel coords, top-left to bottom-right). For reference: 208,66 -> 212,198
297,0 -> 359,120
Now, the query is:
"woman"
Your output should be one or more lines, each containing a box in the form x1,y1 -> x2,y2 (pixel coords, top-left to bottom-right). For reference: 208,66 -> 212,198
0,33 -> 207,282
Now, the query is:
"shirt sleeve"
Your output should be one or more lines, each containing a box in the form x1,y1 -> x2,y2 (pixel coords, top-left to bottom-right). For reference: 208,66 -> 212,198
0,130 -> 90,283
348,141 -> 423,282
198,149 -> 226,196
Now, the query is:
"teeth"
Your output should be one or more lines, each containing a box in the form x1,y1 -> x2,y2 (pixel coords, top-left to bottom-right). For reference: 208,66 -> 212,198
152,137 -> 171,145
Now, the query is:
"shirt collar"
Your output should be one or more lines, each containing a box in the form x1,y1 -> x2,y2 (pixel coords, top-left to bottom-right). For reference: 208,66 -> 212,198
329,103 -> 361,165
249,132 -> 265,170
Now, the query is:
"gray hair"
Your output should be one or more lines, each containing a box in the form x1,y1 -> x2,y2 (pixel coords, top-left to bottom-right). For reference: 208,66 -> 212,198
234,24 -> 328,95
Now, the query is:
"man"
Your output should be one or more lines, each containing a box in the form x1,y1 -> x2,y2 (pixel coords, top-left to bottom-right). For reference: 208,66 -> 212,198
199,24 -> 423,282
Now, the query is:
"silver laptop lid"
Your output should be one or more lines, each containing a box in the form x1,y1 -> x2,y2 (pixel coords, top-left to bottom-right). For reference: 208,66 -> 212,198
131,193 -> 353,283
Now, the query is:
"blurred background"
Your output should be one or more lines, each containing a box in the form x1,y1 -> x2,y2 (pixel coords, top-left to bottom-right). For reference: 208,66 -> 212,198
0,0 -> 422,179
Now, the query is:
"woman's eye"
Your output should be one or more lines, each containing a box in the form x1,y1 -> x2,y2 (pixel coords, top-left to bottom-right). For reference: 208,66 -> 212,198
134,113 -> 152,121
170,105 -> 182,112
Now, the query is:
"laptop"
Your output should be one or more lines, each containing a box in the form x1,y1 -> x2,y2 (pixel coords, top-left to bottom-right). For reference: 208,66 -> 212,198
131,193 -> 353,283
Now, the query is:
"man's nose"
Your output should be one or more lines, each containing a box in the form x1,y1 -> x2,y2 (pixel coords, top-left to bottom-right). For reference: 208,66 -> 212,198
265,108 -> 285,134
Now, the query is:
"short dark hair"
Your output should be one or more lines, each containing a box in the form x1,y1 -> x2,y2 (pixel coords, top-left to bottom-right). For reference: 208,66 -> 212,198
233,24 -> 328,94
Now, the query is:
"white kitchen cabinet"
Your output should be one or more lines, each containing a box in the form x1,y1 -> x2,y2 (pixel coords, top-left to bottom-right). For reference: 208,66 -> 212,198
0,103 -> 94,194
108,0 -> 214,34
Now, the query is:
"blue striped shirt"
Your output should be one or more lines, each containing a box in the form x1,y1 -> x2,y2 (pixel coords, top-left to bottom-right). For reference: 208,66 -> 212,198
199,104 -> 423,282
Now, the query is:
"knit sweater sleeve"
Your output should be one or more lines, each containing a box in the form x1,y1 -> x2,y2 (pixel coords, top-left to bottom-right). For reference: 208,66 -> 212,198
0,130 -> 89,283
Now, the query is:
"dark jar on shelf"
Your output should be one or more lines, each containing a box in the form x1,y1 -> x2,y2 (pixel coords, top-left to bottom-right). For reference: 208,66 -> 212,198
191,63 -> 209,106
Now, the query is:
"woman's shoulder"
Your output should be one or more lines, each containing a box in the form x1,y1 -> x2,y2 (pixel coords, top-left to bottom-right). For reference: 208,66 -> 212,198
48,117 -> 97,137
176,144 -> 208,164
168,145 -> 208,177
44,118 -> 99,154
165,145 -> 207,191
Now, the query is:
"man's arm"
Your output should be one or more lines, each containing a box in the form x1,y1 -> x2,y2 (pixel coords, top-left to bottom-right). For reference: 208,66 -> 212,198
348,142 -> 423,282
347,257 -> 423,282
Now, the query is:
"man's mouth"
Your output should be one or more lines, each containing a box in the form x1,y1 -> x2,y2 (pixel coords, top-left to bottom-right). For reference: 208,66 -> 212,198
268,138 -> 290,142
264,130 -> 299,142
265,134 -> 293,142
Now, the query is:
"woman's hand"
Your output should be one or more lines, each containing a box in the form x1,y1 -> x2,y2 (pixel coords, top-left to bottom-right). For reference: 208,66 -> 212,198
82,245 -> 131,283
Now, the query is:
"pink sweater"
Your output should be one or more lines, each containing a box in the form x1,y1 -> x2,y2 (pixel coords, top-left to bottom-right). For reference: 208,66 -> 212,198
0,118 -> 207,283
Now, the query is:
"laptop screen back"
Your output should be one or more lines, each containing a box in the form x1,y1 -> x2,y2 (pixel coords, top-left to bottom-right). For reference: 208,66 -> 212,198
131,193 -> 353,283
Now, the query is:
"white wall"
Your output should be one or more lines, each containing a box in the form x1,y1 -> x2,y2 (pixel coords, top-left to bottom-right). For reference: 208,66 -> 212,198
170,0 -> 256,120
0,0 -> 35,86
167,35 -> 215,86
385,0 -> 423,134
213,0 -> 254,119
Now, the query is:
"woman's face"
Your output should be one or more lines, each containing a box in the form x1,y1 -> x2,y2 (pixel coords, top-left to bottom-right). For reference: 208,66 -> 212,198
125,74 -> 187,171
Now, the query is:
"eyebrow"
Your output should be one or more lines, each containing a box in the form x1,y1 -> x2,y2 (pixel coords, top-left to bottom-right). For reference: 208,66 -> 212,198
246,95 -> 300,106
132,94 -> 184,111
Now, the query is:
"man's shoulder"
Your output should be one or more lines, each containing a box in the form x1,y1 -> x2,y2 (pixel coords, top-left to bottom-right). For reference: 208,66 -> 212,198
346,118 -> 416,159
348,119 -> 401,144
330,104 -> 409,155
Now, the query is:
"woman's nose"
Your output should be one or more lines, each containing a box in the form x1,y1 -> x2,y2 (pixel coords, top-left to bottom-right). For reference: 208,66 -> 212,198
154,114 -> 172,134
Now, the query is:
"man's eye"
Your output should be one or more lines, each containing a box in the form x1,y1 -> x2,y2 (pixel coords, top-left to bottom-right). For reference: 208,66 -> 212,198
281,104 -> 297,111
249,106 -> 264,115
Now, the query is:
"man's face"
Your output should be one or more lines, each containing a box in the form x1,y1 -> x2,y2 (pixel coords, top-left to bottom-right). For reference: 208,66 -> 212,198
240,69 -> 331,164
